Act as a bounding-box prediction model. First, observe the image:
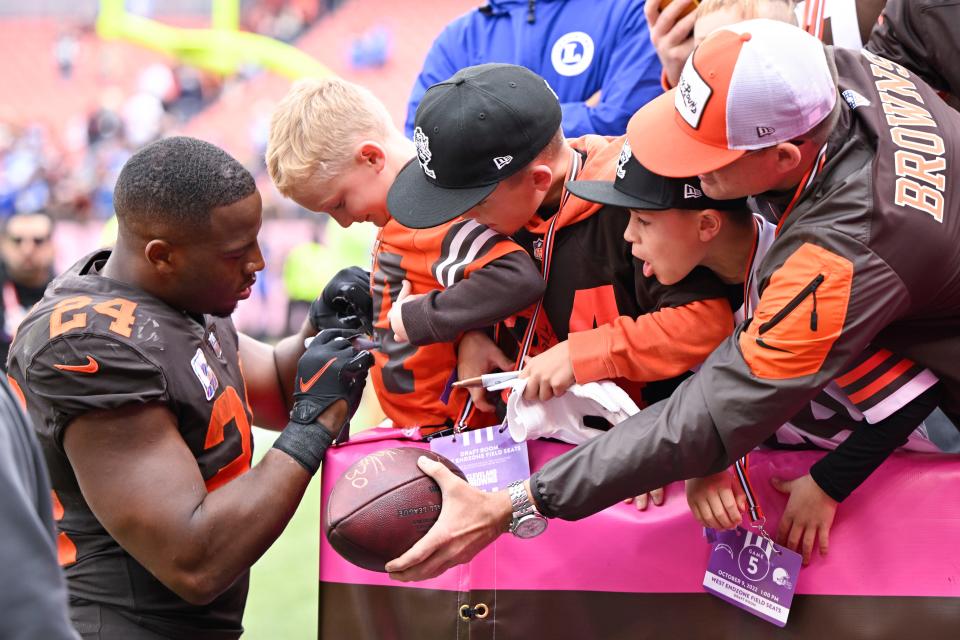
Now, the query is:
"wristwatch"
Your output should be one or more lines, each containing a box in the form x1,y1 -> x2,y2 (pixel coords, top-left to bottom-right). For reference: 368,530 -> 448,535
507,480 -> 547,539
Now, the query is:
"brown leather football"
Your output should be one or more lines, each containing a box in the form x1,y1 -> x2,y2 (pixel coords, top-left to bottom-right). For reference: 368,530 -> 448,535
324,447 -> 466,572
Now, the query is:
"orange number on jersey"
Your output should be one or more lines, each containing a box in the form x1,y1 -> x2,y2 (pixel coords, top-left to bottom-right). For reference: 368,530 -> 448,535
203,386 -> 253,492
50,490 -> 77,566
50,296 -> 92,338
92,298 -> 138,338
49,296 -> 138,338
568,285 -> 620,333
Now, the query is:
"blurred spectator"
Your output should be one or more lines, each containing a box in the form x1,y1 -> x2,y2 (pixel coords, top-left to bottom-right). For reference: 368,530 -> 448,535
245,0 -> 320,43
282,225 -> 327,335
405,0 -> 663,137
86,88 -> 124,147
53,28 -> 79,80
0,212 -> 55,368
350,26 -> 390,69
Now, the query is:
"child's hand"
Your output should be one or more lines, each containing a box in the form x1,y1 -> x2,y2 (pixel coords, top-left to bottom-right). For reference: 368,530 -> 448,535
772,474 -> 838,566
624,487 -> 665,511
519,341 -> 574,401
685,470 -> 746,530
388,280 -> 422,343
457,331 -> 514,413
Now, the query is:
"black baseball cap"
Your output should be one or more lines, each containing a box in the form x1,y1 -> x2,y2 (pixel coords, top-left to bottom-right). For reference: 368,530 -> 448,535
387,63 -> 563,229
566,139 -> 747,211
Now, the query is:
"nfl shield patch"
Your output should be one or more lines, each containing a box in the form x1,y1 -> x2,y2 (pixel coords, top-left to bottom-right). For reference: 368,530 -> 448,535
191,348 -> 219,401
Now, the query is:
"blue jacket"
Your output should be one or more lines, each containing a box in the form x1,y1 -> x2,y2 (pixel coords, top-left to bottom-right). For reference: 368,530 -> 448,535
405,0 -> 663,138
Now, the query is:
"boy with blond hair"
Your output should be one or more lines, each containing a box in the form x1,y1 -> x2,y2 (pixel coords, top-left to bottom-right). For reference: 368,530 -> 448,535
266,77 -> 545,434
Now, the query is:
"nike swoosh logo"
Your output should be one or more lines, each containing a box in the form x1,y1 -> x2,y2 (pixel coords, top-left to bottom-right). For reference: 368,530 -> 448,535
54,355 -> 100,374
299,357 -> 336,392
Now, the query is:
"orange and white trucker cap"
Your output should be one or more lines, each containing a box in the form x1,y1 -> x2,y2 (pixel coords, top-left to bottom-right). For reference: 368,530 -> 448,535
627,19 -> 837,178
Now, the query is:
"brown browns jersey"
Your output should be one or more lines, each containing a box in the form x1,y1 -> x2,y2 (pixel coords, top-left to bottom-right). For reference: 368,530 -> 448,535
7,251 -> 252,639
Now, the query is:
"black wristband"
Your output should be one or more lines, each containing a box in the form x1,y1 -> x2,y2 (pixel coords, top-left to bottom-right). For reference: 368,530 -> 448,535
272,421 -> 336,476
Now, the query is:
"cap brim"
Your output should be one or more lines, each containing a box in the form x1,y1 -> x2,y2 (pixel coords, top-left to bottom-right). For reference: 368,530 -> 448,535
627,90 -> 746,178
386,159 -> 497,230
565,180 -> 672,211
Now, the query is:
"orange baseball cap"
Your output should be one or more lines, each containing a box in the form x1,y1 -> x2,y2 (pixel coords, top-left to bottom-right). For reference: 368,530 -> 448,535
628,19 -> 836,178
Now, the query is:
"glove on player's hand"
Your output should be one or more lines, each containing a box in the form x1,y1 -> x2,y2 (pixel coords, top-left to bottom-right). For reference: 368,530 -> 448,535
289,328 -> 374,429
309,267 -> 373,334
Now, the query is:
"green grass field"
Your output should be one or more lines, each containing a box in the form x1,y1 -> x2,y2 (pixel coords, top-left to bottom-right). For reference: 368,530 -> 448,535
242,428 -> 320,639
241,389 -> 382,639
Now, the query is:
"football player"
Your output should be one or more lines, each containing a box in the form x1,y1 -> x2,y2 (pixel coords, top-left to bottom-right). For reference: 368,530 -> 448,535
7,136 -> 372,639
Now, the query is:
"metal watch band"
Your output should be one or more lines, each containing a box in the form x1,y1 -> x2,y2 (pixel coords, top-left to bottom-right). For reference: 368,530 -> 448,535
508,480 -> 535,518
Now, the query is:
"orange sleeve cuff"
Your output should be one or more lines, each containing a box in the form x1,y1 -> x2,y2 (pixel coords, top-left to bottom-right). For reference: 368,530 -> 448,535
660,68 -> 674,92
569,325 -> 618,384
570,299 -> 734,385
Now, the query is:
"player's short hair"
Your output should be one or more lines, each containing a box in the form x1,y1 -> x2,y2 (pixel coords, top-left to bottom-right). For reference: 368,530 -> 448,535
698,0 -> 798,25
114,136 -> 256,232
266,77 -> 392,197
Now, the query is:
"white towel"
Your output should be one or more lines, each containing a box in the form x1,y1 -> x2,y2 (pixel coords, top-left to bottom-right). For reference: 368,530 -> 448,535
505,379 -> 640,445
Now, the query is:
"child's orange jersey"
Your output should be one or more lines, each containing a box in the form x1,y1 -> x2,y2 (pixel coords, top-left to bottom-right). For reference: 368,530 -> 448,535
370,217 -> 529,432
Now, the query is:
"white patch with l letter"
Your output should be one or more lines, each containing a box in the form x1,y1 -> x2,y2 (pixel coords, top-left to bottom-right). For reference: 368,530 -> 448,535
551,31 -> 595,77
676,57 -> 713,129
191,348 -> 219,401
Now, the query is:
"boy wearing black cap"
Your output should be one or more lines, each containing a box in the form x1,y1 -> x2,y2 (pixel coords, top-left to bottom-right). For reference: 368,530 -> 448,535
388,63 -> 736,413
266,76 -> 547,435
566,147 -> 942,564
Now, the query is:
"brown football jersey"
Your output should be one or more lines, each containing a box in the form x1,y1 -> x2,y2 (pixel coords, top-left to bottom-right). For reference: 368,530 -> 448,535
7,251 -> 253,639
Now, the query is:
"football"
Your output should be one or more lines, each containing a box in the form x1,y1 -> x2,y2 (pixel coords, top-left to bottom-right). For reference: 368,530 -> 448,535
324,447 -> 466,572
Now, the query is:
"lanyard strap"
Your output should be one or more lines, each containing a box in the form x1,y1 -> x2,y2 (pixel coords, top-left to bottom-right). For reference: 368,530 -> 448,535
514,149 -> 583,369
733,455 -> 764,524
775,143 -> 828,236
741,216 -> 762,320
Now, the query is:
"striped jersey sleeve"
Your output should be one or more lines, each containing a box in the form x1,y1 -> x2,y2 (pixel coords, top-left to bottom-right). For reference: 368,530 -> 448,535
833,347 -> 939,424
431,219 -> 515,288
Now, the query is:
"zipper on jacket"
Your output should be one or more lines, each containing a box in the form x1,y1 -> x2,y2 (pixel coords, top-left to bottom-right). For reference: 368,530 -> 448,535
758,274 -> 825,335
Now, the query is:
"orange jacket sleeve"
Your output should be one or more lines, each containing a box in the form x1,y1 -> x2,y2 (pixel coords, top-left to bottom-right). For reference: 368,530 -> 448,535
568,298 -> 734,384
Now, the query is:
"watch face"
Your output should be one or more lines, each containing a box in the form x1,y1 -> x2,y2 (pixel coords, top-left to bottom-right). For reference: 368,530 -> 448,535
514,515 -> 547,539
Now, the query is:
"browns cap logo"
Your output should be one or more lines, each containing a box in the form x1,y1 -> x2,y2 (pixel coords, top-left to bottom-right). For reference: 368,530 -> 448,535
413,127 -> 437,179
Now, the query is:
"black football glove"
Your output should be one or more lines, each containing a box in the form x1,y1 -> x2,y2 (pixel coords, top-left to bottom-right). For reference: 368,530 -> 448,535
309,266 -> 373,335
290,328 -> 373,427
273,328 -> 374,475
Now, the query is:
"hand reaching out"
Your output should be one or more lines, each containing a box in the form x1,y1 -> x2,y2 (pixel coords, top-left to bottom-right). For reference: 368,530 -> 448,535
772,474 -> 838,566
685,470 -> 746,530
518,341 -> 575,402
624,487 -> 665,511
457,331 -> 514,412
